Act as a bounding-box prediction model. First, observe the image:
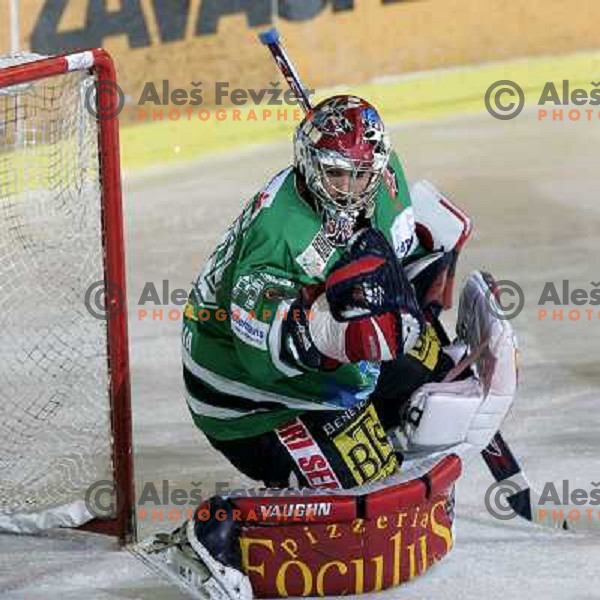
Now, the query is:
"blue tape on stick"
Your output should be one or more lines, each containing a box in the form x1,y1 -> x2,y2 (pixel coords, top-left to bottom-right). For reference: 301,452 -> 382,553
259,28 -> 280,45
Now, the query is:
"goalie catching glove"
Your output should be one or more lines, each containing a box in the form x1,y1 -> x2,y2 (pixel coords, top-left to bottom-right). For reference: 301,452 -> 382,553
282,228 -> 423,370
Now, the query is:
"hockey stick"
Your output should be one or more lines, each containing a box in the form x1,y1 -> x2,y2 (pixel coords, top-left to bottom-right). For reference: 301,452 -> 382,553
472,278 -> 599,532
482,432 -> 600,532
444,336 -> 599,532
436,316 -> 599,532
259,28 -> 313,114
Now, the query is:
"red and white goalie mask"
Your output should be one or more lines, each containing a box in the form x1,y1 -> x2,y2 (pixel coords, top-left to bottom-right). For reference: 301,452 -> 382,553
294,95 -> 391,246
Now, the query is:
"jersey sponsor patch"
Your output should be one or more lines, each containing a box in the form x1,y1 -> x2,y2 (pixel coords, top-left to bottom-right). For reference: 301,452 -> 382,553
232,273 -> 297,313
407,323 -> 441,371
390,206 -> 416,258
232,275 -> 268,313
230,303 -> 269,350
321,398 -> 370,438
276,419 -> 342,490
332,404 -> 398,485
295,229 -> 336,278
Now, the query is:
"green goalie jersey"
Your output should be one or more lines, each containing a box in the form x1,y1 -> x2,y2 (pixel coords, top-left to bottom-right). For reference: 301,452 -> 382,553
183,151 -> 422,441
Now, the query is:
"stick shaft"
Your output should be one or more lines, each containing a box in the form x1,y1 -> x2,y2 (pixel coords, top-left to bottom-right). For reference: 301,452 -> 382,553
259,28 -> 313,113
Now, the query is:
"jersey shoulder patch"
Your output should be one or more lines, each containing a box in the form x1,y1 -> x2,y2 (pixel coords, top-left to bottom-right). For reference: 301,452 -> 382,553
383,165 -> 399,199
251,167 -> 293,219
386,150 -> 412,208
390,206 -> 416,259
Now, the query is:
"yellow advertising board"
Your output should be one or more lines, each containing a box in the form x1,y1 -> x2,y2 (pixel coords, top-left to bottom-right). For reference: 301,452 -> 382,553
3,0 -> 599,109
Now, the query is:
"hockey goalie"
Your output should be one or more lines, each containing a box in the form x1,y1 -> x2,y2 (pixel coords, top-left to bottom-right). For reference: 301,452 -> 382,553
137,95 -> 518,598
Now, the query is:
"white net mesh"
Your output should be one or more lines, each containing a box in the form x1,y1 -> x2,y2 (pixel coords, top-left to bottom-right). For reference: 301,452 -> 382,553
0,53 -> 115,531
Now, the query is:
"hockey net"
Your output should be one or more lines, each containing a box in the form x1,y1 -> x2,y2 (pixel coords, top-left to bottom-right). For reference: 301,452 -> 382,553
0,50 -> 134,543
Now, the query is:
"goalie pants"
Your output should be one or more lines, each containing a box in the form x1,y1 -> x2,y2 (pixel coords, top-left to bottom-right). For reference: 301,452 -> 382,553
205,339 -> 452,490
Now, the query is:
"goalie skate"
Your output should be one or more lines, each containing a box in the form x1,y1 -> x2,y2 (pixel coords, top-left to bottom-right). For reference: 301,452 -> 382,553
131,520 -> 252,600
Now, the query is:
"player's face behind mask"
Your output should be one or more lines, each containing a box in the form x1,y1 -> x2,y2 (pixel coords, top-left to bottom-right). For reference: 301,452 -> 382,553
311,155 -> 381,248
321,166 -> 376,206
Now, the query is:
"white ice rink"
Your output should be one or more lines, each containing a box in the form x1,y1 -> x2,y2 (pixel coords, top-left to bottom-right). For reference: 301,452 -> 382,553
1,109 -> 599,599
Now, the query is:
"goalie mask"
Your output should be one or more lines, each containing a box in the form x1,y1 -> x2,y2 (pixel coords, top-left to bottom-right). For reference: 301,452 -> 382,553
294,95 -> 391,246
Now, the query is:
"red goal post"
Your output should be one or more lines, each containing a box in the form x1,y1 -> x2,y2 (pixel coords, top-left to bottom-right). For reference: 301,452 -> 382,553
0,49 -> 135,544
